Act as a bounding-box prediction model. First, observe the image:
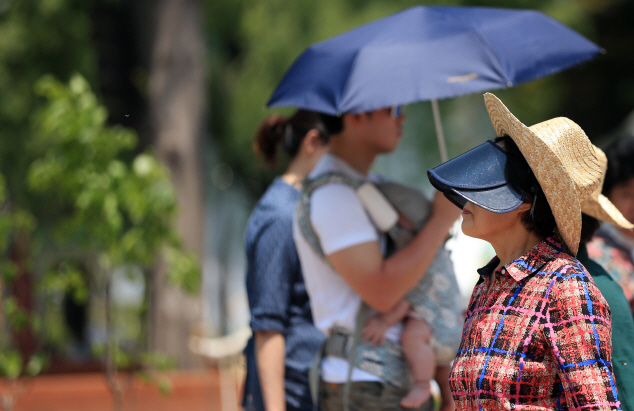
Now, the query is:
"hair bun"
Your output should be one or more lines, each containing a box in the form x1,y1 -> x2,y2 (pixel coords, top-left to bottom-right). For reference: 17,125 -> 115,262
254,114 -> 287,165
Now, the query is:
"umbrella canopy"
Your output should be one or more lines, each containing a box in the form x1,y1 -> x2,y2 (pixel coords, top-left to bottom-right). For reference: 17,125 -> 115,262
267,6 -> 601,116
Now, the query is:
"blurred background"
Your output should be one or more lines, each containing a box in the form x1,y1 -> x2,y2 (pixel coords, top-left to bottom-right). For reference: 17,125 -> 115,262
0,0 -> 633,410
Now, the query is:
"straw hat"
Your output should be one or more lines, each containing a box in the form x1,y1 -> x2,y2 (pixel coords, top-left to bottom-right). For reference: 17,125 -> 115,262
483,92 -> 602,255
581,145 -> 634,229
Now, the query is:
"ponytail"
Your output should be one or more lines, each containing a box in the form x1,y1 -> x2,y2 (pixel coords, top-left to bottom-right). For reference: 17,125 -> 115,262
253,110 -> 329,167
254,114 -> 287,166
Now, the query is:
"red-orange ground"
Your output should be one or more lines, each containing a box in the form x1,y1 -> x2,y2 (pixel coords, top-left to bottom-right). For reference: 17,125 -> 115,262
8,367 -> 244,411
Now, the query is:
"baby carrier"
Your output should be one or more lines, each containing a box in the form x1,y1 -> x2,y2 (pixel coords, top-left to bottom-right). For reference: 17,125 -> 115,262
297,172 -> 463,410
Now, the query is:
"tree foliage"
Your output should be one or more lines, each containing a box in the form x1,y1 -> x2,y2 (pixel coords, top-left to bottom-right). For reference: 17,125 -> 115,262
29,74 -> 199,292
0,0 -> 96,208
0,73 -> 199,410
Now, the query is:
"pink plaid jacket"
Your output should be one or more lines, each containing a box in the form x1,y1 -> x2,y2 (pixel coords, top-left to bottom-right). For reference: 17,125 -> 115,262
450,237 -> 621,410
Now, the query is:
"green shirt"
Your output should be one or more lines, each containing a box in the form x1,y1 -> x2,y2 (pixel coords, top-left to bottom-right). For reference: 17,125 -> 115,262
579,244 -> 634,410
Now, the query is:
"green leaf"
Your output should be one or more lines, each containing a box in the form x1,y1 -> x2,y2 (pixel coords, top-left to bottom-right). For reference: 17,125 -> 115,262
157,375 -> 173,396
0,350 -> 23,379
25,354 -> 48,377
164,246 -> 201,294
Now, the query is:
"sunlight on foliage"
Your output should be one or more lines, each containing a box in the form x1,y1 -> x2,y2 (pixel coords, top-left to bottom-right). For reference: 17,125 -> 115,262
0,73 -> 200,389
29,74 -> 200,289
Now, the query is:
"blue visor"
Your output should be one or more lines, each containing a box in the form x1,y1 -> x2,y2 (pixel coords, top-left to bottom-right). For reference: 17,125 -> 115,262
427,140 -> 526,213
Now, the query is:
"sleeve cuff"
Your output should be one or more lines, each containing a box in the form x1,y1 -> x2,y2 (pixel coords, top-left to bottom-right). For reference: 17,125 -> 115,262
250,317 -> 286,334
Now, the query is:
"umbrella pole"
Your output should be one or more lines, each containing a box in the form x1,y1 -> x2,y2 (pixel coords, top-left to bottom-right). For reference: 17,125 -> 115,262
431,99 -> 448,163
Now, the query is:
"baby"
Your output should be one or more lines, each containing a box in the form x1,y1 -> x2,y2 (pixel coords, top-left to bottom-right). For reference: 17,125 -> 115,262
362,298 -> 453,410
360,204 -> 457,411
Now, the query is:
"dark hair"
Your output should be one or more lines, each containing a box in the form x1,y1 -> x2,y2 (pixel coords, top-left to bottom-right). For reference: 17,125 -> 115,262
580,213 -> 601,246
319,113 -> 344,135
495,135 -> 557,239
603,133 -> 634,196
254,110 -> 329,166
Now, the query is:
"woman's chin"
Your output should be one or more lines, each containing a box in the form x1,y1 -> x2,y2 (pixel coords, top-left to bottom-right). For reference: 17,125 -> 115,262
460,223 -> 486,241
460,223 -> 475,238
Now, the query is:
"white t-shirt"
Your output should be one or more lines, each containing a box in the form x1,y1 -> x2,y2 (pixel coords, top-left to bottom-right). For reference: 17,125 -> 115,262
293,153 -> 402,383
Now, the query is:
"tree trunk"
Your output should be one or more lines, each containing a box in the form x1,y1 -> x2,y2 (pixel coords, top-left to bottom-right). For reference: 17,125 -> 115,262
9,232 -> 37,367
146,0 -> 206,369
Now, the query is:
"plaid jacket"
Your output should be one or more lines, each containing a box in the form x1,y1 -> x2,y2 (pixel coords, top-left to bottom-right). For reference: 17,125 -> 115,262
450,237 -> 621,410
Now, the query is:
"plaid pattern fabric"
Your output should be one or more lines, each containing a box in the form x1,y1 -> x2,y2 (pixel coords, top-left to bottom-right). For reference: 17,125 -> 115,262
450,237 -> 621,410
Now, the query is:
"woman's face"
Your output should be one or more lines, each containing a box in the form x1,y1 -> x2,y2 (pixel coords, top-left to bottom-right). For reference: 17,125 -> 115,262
608,177 -> 634,238
461,201 -> 528,243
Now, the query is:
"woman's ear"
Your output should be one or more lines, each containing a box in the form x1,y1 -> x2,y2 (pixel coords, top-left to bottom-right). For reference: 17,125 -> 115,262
301,129 -> 325,155
516,200 -> 532,213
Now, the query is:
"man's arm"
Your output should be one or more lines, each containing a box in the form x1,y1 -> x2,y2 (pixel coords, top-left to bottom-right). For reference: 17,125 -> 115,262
328,192 -> 459,313
378,299 -> 412,327
255,331 -> 286,411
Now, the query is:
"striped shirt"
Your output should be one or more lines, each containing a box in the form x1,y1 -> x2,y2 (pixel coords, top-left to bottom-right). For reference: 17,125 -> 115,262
450,237 -> 621,410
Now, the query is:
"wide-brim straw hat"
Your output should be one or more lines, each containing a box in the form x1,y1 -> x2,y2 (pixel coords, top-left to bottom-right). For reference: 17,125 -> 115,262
484,92 -> 602,255
581,145 -> 634,229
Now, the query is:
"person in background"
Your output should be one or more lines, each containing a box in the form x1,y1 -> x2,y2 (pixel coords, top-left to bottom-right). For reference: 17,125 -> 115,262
587,133 -> 634,312
429,92 -> 620,410
243,110 -> 330,411
579,144 -> 634,409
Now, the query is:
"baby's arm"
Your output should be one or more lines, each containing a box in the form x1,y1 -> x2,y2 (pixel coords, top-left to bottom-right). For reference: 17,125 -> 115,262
362,299 -> 411,346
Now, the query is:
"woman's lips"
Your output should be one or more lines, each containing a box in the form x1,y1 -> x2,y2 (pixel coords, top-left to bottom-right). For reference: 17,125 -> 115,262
462,208 -> 472,215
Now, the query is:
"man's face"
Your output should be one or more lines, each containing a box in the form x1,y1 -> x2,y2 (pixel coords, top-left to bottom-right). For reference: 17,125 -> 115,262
361,107 -> 405,154
608,177 -> 634,238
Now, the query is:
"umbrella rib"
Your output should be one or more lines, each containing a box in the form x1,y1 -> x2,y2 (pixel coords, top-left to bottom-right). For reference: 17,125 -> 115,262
470,30 -> 513,87
337,48 -> 366,115
434,7 -> 513,88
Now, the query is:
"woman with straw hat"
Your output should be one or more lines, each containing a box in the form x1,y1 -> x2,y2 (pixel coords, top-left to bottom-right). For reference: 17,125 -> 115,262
578,145 -> 634,409
427,93 -> 621,410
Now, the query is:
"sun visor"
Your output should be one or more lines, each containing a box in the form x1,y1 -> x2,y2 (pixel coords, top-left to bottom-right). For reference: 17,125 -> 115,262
427,140 -> 526,213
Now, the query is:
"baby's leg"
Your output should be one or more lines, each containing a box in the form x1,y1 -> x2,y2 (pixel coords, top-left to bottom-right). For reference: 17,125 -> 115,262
399,316 -> 434,408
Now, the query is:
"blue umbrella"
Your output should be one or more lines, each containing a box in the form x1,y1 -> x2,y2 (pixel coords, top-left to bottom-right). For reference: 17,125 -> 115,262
267,6 -> 601,161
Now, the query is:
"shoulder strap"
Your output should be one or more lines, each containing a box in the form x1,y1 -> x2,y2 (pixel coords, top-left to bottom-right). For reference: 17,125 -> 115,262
301,173 -> 429,411
300,171 -> 368,411
296,171 -> 363,260
343,303 -> 371,411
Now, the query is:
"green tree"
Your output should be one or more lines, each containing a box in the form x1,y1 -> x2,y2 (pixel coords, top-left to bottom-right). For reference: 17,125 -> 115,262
0,0 -> 95,206
0,0 -> 208,377
0,73 -> 199,411
0,5 -> 97,403
26,74 -> 199,410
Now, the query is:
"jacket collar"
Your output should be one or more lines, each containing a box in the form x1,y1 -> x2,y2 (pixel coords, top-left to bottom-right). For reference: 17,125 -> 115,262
477,236 -> 564,282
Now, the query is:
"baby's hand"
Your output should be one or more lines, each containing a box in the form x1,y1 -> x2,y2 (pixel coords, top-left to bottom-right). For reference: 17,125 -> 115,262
362,315 -> 388,346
